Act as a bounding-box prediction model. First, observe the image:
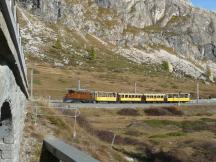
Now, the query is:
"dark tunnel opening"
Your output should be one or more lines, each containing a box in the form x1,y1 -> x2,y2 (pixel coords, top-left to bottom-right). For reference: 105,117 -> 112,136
0,101 -> 12,138
1,102 -> 12,122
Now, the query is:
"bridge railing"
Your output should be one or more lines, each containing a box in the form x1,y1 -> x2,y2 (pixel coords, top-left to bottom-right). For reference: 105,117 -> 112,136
0,0 -> 28,97
40,138 -> 100,162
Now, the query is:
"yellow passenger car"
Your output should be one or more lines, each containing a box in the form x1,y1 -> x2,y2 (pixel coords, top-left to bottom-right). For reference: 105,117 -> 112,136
144,94 -> 165,102
166,93 -> 191,102
95,91 -> 117,102
118,93 -> 142,102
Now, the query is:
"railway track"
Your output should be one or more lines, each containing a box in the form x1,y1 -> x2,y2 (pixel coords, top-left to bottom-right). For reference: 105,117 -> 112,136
49,99 -> 216,109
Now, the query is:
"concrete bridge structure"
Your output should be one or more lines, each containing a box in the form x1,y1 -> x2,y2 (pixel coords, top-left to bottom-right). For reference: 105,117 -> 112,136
0,0 -> 28,161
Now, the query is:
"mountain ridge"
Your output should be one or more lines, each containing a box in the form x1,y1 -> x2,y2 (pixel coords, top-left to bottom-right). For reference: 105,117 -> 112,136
19,0 -> 216,81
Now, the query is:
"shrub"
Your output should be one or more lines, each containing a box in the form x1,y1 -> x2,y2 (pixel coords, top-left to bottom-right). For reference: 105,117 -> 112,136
163,107 -> 184,116
161,61 -> 169,71
117,109 -> 139,116
53,38 -> 62,49
87,47 -> 96,60
144,108 -> 172,116
95,130 -> 115,143
144,107 -> 183,116
206,67 -> 212,79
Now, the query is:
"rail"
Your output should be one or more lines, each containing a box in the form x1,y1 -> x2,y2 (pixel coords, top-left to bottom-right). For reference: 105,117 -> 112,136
0,0 -> 28,97
40,138 -> 100,162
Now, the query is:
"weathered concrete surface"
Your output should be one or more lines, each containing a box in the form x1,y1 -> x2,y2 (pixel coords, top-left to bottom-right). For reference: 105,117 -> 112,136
40,138 -> 100,162
0,0 -> 28,161
0,5 -> 28,97
0,65 -> 26,162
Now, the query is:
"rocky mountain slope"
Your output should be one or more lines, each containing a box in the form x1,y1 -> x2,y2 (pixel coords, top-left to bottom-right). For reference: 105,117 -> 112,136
18,0 -> 216,81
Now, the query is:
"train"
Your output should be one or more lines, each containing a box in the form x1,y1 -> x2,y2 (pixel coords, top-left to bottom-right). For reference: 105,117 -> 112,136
63,89 -> 191,103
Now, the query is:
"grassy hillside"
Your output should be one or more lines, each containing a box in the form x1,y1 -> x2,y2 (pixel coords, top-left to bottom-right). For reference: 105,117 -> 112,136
21,102 -> 216,162
28,63 -> 216,100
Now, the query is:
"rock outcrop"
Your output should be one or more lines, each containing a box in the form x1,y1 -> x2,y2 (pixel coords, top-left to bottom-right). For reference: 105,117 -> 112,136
19,0 -> 216,80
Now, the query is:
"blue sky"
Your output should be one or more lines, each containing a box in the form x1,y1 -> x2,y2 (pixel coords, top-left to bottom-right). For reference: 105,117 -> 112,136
191,0 -> 216,11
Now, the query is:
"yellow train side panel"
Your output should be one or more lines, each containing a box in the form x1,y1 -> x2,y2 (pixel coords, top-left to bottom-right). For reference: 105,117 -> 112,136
167,98 -> 190,102
96,97 -> 117,102
146,98 -> 165,102
120,98 -> 142,102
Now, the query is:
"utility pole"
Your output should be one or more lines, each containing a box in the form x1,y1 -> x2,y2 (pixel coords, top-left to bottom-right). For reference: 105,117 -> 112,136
73,108 -> 77,139
77,79 -> 80,90
134,82 -> 137,93
111,134 -> 116,148
196,81 -> 199,104
178,92 -> 181,107
31,68 -> 34,100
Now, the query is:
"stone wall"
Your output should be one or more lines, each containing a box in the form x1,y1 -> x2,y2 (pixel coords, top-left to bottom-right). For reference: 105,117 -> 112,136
0,65 -> 26,162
